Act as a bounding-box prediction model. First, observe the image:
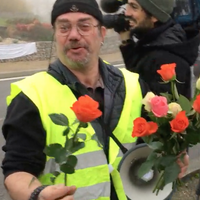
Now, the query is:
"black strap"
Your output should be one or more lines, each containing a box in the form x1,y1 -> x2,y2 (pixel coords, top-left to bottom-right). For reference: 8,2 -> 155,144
104,123 -> 128,154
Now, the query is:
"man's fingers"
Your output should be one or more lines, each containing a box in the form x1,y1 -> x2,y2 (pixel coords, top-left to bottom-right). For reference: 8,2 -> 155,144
39,185 -> 76,200
177,153 -> 189,166
178,166 -> 188,178
176,153 -> 189,179
65,186 -> 76,195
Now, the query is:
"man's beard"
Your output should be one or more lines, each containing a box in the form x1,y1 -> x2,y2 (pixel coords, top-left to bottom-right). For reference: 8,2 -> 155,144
63,41 -> 91,70
130,17 -> 154,39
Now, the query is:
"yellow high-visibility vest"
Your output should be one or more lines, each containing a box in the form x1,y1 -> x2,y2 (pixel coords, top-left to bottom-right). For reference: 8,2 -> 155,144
7,68 -> 142,200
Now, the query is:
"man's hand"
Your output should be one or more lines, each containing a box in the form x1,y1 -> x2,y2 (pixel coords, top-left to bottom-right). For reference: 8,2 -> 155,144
38,185 -> 76,200
177,152 -> 189,179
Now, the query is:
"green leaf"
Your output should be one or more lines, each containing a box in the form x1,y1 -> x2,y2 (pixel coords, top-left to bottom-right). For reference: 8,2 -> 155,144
147,142 -> 163,151
39,173 -> 55,185
177,95 -> 192,114
70,142 -> 85,153
63,127 -> 70,136
60,163 -> 75,174
138,160 -> 154,178
77,133 -> 87,140
67,155 -> 78,167
138,152 -> 157,178
185,127 -> 200,144
163,161 -> 180,185
44,144 -> 68,164
50,176 -> 56,184
50,171 -> 60,184
49,113 -> 69,126
54,148 -> 68,164
143,135 -> 154,144
44,144 -> 63,157
52,171 -> 60,177
60,155 -> 78,174
160,155 -> 176,167
147,151 -> 157,161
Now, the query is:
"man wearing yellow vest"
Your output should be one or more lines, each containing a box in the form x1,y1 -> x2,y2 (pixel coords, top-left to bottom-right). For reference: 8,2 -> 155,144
1,0 -> 188,200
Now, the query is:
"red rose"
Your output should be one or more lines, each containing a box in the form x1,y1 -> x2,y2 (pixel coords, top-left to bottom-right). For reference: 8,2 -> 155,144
193,94 -> 200,113
157,63 -> 176,81
71,95 -> 102,123
170,111 -> 189,133
132,117 -> 158,138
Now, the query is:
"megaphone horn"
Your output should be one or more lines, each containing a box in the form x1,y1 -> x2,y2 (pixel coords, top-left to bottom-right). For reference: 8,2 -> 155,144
118,143 -> 173,200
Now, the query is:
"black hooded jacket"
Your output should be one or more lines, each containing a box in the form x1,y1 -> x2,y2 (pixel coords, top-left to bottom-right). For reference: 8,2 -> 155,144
120,19 -> 200,99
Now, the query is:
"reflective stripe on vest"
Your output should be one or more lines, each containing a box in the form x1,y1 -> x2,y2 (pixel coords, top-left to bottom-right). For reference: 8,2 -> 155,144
7,68 -> 142,200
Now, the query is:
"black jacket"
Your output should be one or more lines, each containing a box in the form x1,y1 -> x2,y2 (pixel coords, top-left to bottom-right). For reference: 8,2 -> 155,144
120,19 -> 200,99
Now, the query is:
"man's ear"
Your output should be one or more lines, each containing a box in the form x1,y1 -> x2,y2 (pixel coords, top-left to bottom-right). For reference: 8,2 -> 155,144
151,16 -> 158,23
101,26 -> 107,41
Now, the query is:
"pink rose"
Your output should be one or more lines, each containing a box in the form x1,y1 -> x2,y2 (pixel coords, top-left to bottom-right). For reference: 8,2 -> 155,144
150,96 -> 168,117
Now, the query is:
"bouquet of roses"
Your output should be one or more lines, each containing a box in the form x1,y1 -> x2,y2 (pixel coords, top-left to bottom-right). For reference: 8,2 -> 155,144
132,63 -> 200,195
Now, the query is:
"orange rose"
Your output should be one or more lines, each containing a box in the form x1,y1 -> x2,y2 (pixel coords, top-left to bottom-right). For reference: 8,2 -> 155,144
71,95 -> 102,123
193,94 -> 200,113
170,111 -> 189,133
132,117 -> 158,138
157,63 -> 176,81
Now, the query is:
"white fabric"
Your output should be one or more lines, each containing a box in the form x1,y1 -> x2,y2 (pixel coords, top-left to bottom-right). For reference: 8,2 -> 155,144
0,42 -> 37,60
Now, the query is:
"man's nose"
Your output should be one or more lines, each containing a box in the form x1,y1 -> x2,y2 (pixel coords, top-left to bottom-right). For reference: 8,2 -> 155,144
125,5 -> 131,16
67,26 -> 81,40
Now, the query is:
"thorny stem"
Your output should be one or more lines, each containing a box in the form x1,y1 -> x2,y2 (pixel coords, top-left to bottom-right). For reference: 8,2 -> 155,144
73,123 -> 81,144
153,171 -> 164,195
63,123 -> 81,186
64,173 -> 67,186
171,82 -> 175,101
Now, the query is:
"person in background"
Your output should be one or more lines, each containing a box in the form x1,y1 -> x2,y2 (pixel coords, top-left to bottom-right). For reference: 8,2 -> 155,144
114,0 -> 200,99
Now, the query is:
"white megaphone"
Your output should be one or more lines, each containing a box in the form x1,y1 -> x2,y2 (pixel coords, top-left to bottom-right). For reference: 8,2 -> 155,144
118,143 -> 173,200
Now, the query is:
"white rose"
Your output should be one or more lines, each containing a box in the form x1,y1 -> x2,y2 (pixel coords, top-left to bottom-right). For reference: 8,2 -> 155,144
168,102 -> 182,118
196,78 -> 200,90
142,92 -> 155,112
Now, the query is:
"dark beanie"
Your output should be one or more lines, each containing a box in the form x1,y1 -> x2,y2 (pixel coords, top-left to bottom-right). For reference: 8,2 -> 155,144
136,0 -> 174,23
51,0 -> 103,25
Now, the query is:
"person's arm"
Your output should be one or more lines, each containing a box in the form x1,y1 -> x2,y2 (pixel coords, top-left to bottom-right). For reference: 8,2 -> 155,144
2,92 -> 46,200
2,92 -> 77,200
5,172 -> 41,200
5,172 -> 76,200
